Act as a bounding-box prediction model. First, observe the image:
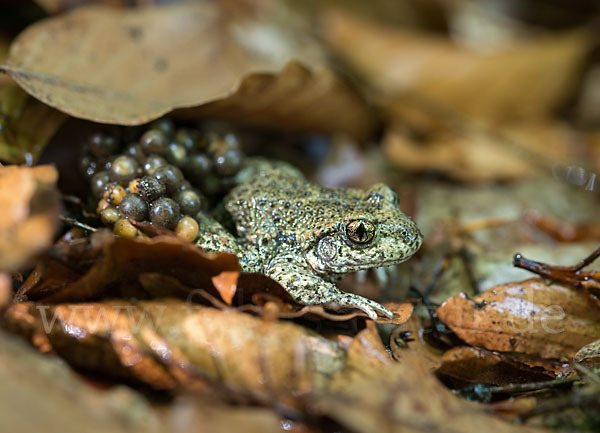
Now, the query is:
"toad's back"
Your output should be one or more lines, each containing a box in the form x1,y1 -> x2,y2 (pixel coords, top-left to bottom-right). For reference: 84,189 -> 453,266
225,164 -> 369,248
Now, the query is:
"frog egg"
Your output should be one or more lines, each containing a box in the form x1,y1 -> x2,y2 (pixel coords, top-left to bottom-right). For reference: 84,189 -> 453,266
140,129 -> 168,154
96,198 -> 110,214
213,147 -> 243,176
103,183 -> 127,206
91,171 -> 111,198
149,197 -> 180,229
128,178 -> 141,194
143,154 -> 168,175
165,142 -> 188,167
174,189 -> 204,215
184,153 -> 212,182
174,216 -> 199,241
123,142 -> 146,163
109,155 -> 141,185
151,118 -> 175,138
137,175 -> 167,202
88,132 -> 119,157
119,193 -> 148,221
174,128 -> 197,151
100,207 -> 120,225
80,155 -> 97,179
154,164 -> 184,195
113,219 -> 138,238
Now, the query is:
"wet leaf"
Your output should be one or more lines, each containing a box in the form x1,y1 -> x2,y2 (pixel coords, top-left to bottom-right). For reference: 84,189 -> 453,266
312,353 -> 540,433
322,9 -> 590,124
3,3 -> 373,139
4,300 -> 346,408
436,278 -> 600,360
0,164 -> 60,272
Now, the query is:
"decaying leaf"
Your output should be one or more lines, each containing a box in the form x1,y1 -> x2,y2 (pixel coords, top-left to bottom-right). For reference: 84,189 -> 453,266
312,353 -> 539,433
2,3 -> 373,139
0,164 -> 60,272
436,346 -> 555,387
389,314 -> 443,370
15,230 -> 240,304
321,9 -> 590,124
436,278 -> 600,360
4,300 -> 347,408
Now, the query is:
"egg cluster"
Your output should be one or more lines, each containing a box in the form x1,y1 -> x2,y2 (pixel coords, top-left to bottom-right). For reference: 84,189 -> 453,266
81,119 -> 244,240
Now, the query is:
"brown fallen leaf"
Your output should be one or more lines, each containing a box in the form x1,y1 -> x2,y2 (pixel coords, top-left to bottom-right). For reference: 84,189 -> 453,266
436,346 -> 555,387
15,230 -> 240,304
0,328 -> 157,433
389,314 -> 444,370
0,273 -> 10,308
0,165 -> 60,272
321,9 -> 590,124
2,3 -> 373,139
312,353 -> 540,433
436,278 -> 600,360
383,121 -> 589,182
4,300 -> 347,408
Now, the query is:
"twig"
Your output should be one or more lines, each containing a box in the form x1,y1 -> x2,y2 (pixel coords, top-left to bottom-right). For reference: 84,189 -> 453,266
59,215 -> 97,233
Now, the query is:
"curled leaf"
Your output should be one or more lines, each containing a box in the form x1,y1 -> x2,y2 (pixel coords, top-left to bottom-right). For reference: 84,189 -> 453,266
4,300 -> 346,408
16,230 -> 240,303
322,9 -> 590,123
436,278 -> 600,360
3,3 -> 373,138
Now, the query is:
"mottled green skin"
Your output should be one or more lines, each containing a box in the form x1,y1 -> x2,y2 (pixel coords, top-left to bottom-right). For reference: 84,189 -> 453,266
196,160 -> 422,319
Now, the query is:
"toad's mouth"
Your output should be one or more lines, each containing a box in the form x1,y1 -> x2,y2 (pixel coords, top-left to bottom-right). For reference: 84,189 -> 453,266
321,256 -> 414,274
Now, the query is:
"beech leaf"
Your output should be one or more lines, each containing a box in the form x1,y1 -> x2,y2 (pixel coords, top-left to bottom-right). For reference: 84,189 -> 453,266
2,3 -> 373,139
436,278 -> 600,360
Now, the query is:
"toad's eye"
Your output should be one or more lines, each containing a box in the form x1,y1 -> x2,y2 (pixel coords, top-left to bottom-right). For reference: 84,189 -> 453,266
345,220 -> 376,244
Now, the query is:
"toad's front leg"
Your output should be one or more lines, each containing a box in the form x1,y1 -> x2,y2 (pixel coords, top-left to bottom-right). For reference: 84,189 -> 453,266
266,258 -> 393,320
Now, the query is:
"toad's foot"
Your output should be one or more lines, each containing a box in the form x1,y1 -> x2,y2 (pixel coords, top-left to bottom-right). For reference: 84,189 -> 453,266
266,259 -> 393,320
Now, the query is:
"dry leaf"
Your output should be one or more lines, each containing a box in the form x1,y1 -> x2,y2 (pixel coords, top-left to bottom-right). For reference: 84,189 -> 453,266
321,9 -> 590,124
312,353 -> 539,433
436,346 -> 555,387
0,273 -> 10,308
0,329 -> 157,433
3,3 -> 373,139
389,314 -> 443,370
4,300 -> 347,408
0,165 -> 60,272
383,121 -> 589,182
15,230 -> 240,304
436,278 -> 600,360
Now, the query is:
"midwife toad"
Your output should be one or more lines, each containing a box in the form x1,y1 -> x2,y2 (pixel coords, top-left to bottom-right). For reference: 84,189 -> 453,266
196,160 -> 422,319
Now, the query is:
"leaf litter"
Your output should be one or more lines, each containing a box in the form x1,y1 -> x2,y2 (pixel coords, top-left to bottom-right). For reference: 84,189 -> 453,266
1,2 -> 600,433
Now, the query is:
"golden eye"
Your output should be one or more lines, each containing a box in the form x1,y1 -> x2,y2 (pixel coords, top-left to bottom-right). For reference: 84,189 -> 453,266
345,220 -> 376,244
